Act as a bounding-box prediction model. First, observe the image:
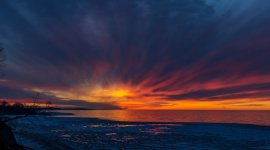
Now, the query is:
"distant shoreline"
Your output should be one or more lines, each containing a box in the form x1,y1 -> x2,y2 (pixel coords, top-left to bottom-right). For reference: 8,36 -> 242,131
46,107 -> 123,110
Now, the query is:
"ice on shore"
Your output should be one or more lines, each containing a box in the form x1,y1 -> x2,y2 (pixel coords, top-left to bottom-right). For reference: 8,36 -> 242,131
8,116 -> 270,150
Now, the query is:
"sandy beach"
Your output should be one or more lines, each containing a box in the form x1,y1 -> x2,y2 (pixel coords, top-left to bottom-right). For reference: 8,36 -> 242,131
8,116 -> 270,150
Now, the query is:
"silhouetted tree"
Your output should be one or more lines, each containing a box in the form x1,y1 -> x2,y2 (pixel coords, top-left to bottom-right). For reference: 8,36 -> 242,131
46,101 -> 52,109
0,44 -> 6,78
32,92 -> 41,108
0,45 -> 25,150
0,45 -> 6,111
13,102 -> 24,108
1,101 -> 9,107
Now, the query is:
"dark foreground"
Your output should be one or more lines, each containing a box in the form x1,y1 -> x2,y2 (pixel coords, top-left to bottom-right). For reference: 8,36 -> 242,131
8,116 -> 270,150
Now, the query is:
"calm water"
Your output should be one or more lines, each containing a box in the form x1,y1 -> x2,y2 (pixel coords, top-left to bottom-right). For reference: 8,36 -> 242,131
56,110 -> 270,126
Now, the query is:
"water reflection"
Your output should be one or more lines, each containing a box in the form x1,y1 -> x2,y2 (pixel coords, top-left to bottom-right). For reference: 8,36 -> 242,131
56,110 -> 270,126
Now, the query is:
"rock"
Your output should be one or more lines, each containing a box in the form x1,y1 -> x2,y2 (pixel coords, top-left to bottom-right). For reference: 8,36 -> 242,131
0,120 -> 24,150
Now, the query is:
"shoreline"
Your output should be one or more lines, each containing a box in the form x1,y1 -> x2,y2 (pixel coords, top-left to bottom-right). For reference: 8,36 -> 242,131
9,116 -> 270,149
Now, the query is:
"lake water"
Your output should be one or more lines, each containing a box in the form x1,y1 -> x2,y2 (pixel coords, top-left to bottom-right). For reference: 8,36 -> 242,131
56,110 -> 270,126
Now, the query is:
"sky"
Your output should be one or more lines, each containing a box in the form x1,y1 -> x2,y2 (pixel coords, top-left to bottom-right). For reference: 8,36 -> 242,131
1,0 -> 270,110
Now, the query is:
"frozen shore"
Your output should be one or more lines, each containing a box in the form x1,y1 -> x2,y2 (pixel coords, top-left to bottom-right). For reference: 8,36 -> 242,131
8,116 -> 270,150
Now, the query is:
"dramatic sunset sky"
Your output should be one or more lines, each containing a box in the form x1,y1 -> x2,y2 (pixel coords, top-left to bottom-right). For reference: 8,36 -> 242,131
1,0 -> 270,110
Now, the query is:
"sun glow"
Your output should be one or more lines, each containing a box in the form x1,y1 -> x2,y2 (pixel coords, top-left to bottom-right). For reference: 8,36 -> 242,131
111,89 -> 132,97
35,82 -> 270,110
75,84 -> 137,103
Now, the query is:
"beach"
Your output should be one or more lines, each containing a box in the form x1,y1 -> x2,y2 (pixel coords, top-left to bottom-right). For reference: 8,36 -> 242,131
2,0 -> 270,149
9,115 -> 270,150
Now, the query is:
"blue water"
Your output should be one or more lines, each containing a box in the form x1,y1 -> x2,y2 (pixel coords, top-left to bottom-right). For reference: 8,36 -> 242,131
56,110 -> 270,126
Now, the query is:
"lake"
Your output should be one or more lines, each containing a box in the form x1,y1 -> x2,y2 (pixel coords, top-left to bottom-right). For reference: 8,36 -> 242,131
55,110 -> 270,126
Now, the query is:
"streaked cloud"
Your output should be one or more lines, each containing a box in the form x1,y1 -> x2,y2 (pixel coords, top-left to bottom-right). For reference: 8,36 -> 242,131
0,0 -> 270,109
